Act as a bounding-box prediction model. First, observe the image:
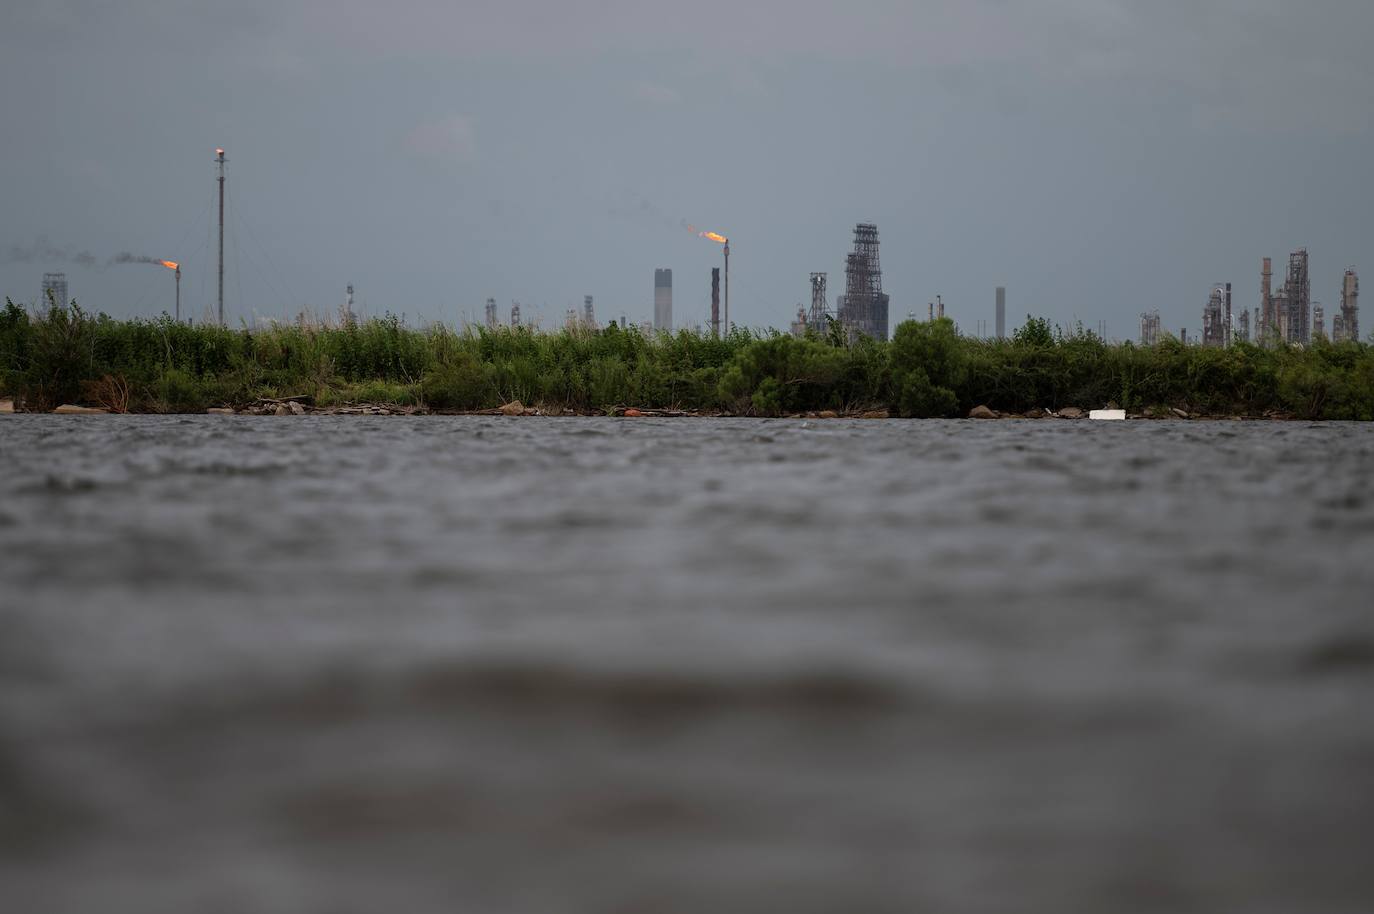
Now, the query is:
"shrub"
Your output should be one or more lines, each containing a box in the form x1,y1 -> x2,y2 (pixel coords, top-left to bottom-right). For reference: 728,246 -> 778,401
890,319 -> 964,417
421,354 -> 492,409
1,302 -> 1370,419
20,303 -> 97,410
150,368 -> 209,413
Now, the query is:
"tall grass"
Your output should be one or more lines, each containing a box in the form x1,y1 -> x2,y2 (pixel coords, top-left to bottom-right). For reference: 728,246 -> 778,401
2,300 -> 1371,419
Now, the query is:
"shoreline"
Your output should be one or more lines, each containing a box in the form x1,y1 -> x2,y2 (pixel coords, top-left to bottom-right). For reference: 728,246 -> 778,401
1,396 -> 1302,421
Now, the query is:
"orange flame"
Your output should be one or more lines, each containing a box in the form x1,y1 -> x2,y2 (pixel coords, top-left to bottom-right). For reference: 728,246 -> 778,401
160,261 -> 178,270
699,231 -> 728,244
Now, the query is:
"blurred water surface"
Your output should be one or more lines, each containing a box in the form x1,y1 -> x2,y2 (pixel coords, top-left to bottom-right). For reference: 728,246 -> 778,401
2,415 -> 1373,913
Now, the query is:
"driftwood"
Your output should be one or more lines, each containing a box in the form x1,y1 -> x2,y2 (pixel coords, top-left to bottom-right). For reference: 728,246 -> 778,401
607,405 -> 694,417
255,394 -> 314,405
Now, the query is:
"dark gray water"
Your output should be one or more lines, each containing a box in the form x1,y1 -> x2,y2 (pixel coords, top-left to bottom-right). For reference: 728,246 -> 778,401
2,415 -> 1373,913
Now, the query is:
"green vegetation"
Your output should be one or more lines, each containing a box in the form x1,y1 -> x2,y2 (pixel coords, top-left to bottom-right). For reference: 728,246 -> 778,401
2,300 -> 1372,419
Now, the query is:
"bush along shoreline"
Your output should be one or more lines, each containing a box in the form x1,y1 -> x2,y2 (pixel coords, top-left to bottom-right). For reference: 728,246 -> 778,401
2,301 -> 1372,420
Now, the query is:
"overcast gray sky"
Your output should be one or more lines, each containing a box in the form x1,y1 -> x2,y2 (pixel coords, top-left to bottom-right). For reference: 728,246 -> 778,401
2,0 -> 1371,337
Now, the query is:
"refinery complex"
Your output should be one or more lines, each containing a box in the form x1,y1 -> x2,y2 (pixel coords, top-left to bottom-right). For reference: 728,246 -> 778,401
28,151 -> 1363,345
1142,251 -> 1360,348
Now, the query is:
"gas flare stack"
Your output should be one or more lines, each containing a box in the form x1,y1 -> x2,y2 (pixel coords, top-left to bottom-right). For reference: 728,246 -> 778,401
710,268 -> 721,337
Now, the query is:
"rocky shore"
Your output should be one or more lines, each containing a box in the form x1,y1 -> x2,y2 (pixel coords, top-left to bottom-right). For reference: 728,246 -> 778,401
1,395 -> 1296,421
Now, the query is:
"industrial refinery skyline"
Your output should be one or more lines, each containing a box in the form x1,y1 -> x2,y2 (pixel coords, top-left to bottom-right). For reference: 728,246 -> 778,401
3,2 -> 1371,336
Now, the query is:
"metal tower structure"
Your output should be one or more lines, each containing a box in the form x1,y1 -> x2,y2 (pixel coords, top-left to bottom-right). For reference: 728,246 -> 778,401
484,297 -> 498,329
1284,249 -> 1311,344
710,268 -> 720,337
1140,310 -> 1162,346
723,241 -> 729,335
837,223 -> 890,341
510,302 -> 521,327
1260,257 -> 1274,344
1272,286 -> 1291,342
1223,282 -> 1232,347
216,147 -> 226,326
584,295 -> 595,329
808,272 -> 828,331
1202,285 -> 1226,347
41,272 -> 67,309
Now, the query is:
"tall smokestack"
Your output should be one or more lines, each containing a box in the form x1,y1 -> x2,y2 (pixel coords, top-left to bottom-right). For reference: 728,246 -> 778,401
723,241 -> 730,335
216,147 -> 226,326
1261,257 -> 1272,344
1224,282 -> 1232,347
654,268 -> 672,332
711,267 -> 721,338
996,287 -> 1006,339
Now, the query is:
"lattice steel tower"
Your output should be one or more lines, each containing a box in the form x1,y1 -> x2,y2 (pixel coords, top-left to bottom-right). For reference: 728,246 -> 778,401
41,272 -> 67,309
1284,249 -> 1311,344
837,224 -> 890,341
808,272 -> 828,331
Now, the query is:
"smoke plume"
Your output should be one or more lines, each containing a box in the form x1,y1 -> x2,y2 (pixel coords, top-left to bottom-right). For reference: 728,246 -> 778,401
2,236 -> 98,267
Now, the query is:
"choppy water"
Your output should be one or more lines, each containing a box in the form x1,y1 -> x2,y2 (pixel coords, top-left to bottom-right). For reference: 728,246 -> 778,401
2,415 -> 1373,913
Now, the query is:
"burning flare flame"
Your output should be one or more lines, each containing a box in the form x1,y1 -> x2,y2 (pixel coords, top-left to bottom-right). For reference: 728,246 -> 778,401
684,221 -> 728,244
160,260 -> 179,270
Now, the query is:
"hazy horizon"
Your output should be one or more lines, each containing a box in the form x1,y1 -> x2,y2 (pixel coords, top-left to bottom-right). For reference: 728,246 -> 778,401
3,0 -> 1371,339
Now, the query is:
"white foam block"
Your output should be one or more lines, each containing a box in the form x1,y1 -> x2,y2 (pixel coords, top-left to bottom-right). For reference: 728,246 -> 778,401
1089,409 -> 1127,421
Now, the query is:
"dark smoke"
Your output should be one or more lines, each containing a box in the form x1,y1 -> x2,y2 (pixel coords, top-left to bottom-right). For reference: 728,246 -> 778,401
2,236 -> 98,267
110,253 -> 163,266
604,191 -> 685,234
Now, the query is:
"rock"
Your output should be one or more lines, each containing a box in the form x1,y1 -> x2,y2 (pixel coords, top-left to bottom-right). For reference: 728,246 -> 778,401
274,404 -> 290,416
1170,407 -> 1189,420
968,405 -> 998,420
0,398 -> 14,413
53,404 -> 109,414
1025,408 -> 1046,419
499,400 -> 525,416
816,410 -> 840,419
860,409 -> 890,419
1106,401 -> 1120,411
1058,406 -> 1084,419
623,408 -> 643,417
288,401 -> 306,415
522,408 -> 541,416
206,407 -> 236,415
